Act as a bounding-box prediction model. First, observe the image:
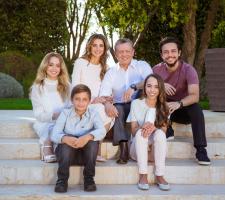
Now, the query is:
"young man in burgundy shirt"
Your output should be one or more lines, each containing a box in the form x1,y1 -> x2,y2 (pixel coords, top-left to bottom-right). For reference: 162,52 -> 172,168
153,37 -> 210,165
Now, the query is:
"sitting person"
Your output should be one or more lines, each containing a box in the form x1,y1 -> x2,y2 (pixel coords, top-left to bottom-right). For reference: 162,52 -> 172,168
128,74 -> 170,191
72,33 -> 114,162
99,38 -> 152,164
30,52 -> 70,163
51,84 -> 106,193
153,36 -> 210,165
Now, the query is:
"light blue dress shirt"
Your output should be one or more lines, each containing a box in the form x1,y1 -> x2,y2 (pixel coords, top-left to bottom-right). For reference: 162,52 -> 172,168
51,106 -> 106,144
99,59 -> 152,103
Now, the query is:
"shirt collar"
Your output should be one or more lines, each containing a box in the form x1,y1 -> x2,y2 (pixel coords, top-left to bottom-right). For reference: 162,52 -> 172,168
116,59 -> 136,71
70,107 -> 91,119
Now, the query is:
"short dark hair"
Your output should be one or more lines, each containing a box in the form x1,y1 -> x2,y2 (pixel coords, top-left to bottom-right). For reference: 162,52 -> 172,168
159,37 -> 181,53
114,38 -> 134,51
71,84 -> 91,100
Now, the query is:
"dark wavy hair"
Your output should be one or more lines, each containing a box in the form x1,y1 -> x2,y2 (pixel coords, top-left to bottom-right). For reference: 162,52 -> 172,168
159,37 -> 181,53
81,33 -> 109,80
143,74 -> 169,128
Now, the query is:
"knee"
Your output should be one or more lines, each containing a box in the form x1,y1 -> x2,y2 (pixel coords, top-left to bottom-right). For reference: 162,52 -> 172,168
56,144 -> 73,162
85,141 -> 99,157
135,130 -> 142,140
134,129 -> 146,145
153,129 -> 166,143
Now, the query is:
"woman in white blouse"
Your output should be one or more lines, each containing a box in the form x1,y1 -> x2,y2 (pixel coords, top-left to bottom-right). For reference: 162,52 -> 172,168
72,33 -> 114,161
30,52 -> 71,163
128,74 -> 170,191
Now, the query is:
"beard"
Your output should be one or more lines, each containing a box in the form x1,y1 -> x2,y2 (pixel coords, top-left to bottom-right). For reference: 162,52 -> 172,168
164,58 -> 179,68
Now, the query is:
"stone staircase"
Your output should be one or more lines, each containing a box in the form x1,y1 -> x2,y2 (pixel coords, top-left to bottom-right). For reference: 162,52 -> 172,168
0,110 -> 225,199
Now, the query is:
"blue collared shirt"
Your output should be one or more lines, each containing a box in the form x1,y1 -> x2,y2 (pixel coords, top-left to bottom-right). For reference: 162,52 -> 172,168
51,107 -> 106,144
99,59 -> 152,103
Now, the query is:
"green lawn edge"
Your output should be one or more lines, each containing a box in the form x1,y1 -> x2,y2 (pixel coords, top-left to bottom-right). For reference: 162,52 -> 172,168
0,98 -> 209,110
0,98 -> 32,110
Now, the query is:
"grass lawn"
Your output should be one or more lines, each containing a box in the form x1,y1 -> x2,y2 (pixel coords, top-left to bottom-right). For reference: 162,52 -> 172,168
0,98 -> 209,110
0,98 -> 32,110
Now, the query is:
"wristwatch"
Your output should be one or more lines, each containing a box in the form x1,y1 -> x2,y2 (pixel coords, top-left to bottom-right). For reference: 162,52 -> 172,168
178,100 -> 183,108
130,84 -> 137,91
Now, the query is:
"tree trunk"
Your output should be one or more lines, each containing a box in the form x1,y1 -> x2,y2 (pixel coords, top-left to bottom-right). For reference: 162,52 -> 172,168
182,0 -> 197,66
194,0 -> 220,77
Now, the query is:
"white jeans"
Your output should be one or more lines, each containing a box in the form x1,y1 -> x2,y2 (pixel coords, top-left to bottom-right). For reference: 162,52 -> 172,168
130,129 -> 167,176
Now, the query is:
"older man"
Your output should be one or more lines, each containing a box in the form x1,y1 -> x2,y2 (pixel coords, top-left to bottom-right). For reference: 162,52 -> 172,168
99,38 -> 152,164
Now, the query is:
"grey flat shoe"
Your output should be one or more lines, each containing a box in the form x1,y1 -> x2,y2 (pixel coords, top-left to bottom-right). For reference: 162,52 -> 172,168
157,182 -> 170,191
137,183 -> 150,190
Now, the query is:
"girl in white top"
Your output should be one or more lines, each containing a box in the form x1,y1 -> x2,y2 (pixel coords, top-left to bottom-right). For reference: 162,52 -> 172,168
72,34 -> 114,162
127,74 -> 170,191
30,52 -> 71,163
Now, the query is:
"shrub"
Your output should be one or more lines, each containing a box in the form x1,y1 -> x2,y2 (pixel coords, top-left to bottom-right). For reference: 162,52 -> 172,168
0,72 -> 24,98
210,21 -> 225,48
0,51 -> 36,96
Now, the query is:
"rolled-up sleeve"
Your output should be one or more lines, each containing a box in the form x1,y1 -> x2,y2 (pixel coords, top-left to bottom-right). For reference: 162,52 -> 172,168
51,110 -> 68,144
90,112 -> 106,141
126,100 -> 137,123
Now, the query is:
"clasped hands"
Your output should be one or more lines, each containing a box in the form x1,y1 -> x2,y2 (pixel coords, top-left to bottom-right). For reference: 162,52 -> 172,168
140,122 -> 156,138
62,134 -> 92,149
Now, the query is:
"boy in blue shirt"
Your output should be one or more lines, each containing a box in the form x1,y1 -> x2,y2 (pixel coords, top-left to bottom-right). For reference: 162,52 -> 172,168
51,84 -> 106,193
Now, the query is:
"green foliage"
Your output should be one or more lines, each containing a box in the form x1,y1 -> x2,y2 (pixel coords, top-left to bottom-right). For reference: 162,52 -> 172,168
135,21 -> 182,66
0,51 -> 36,96
211,21 -> 225,48
93,0 -> 187,39
199,99 -> 209,110
0,0 -> 68,55
0,72 -> 24,98
0,98 -> 32,110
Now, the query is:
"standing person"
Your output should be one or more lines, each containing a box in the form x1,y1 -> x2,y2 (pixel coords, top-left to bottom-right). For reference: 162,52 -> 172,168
30,52 -> 71,163
72,33 -> 114,162
51,84 -> 106,193
99,38 -> 152,164
128,74 -> 170,191
153,36 -> 210,165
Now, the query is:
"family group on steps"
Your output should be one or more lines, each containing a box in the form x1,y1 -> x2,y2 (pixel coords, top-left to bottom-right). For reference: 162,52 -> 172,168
30,35 -> 210,193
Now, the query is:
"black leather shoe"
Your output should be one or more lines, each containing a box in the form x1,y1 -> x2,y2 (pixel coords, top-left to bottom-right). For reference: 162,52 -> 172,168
116,141 -> 128,164
84,183 -> 97,191
84,178 -> 97,192
54,180 -> 68,193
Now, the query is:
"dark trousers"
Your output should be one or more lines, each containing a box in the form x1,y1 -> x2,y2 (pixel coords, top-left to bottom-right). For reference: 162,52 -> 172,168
113,103 -> 131,145
170,103 -> 207,148
55,141 -> 99,183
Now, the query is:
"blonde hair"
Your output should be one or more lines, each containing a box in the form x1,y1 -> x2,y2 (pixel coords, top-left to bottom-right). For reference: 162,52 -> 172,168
81,33 -> 109,80
33,52 -> 70,101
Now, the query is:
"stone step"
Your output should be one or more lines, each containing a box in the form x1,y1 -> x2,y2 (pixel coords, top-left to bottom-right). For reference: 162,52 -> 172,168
0,110 -> 36,139
1,110 -> 225,139
0,184 -> 225,200
0,159 -> 225,185
174,110 -> 225,138
0,139 -> 40,160
1,138 -> 225,160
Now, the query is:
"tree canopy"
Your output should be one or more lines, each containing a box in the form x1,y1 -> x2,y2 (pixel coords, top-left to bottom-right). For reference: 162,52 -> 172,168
0,0 -> 68,55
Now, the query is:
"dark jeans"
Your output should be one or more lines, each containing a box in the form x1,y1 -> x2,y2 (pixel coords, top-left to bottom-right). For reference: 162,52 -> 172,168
113,102 -> 131,145
55,140 -> 99,183
170,103 -> 207,148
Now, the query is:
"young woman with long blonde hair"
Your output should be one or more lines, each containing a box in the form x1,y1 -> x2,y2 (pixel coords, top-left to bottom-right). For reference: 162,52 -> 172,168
30,52 -> 70,162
